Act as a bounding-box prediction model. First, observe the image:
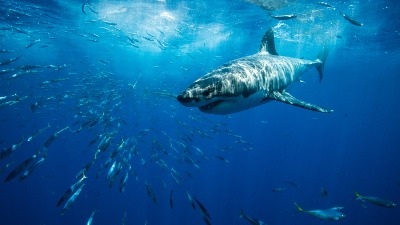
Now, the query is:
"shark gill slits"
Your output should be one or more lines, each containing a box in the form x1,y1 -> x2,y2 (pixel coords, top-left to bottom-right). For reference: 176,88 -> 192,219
242,86 -> 256,98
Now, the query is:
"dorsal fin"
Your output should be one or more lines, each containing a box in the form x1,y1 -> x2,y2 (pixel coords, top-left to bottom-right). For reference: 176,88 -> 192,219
259,28 -> 278,55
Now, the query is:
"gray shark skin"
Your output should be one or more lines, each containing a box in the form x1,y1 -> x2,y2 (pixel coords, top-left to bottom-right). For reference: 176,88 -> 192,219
177,28 -> 332,115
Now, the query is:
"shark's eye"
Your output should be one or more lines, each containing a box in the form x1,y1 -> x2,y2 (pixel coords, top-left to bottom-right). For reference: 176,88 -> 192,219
202,86 -> 215,96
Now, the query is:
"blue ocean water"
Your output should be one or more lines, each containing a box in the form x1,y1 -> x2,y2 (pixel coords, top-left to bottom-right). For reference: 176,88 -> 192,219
0,0 -> 399,225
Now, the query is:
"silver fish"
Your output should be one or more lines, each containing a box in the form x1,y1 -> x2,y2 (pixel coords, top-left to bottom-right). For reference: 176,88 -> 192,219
294,202 -> 345,221
355,192 -> 396,208
60,183 -> 85,215
271,14 -> 297,20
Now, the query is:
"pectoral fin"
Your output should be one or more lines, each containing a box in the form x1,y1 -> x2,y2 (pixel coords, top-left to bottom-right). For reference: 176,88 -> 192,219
269,91 -> 333,113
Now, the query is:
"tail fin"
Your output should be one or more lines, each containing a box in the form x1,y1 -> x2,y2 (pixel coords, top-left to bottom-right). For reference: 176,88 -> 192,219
315,46 -> 330,82
240,209 -> 245,218
293,201 -> 304,212
354,191 -> 367,208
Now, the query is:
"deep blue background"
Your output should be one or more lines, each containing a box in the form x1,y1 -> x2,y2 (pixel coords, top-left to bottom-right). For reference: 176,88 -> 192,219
0,0 -> 399,225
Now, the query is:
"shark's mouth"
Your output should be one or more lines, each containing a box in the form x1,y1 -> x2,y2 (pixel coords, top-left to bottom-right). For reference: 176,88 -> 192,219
199,100 -> 224,111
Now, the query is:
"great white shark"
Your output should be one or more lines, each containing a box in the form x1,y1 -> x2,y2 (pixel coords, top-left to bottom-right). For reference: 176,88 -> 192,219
177,28 -> 332,114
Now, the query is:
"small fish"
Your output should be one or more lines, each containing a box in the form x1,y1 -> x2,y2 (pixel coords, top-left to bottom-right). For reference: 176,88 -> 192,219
27,123 -> 51,142
97,135 -> 112,152
0,137 -> 24,160
240,209 -> 266,225
103,21 -> 117,26
187,190 -> 196,209
0,56 -> 21,66
86,210 -> 97,225
315,2 -> 333,8
19,64 -> 43,70
194,196 -> 211,222
170,172 -> 180,185
146,31 -> 156,38
339,11 -> 363,26
0,161 -> 14,174
98,59 -> 110,65
5,151 -> 38,182
5,70 -> 38,80
354,192 -> 396,208
320,187 -> 328,198
145,181 -> 158,203
284,181 -> 297,187
127,36 -> 140,44
82,4 -> 98,14
88,135 -> 101,147
121,210 -> 127,225
88,32 -> 100,38
60,183 -> 85,215
156,28 -> 165,35
142,36 -> 154,42
25,39 -> 40,48
170,190 -> 174,208
57,174 -> 87,207
75,161 -> 94,179
12,27 -> 30,35
272,187 -> 287,192
44,126 -> 69,148
107,162 -> 122,188
0,100 -> 19,109
214,155 -> 229,163
0,68 -> 15,75
0,49 -> 14,53
171,168 -> 184,181
294,202 -> 345,221
119,169 -> 129,193
128,73 -> 141,90
155,38 -> 166,50
106,161 -> 117,181
270,14 -> 297,20
19,154 -> 46,181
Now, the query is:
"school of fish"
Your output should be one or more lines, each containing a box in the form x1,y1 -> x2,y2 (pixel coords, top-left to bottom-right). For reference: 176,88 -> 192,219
0,1 -> 396,225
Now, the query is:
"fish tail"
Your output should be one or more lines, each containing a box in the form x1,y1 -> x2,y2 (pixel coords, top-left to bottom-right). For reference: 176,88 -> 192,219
293,201 -> 304,212
81,173 -> 88,181
354,191 -> 361,198
315,46 -> 330,82
240,209 -> 245,218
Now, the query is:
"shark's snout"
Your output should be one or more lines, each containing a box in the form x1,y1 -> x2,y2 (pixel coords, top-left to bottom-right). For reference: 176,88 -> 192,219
176,93 -> 188,104
177,92 -> 199,106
